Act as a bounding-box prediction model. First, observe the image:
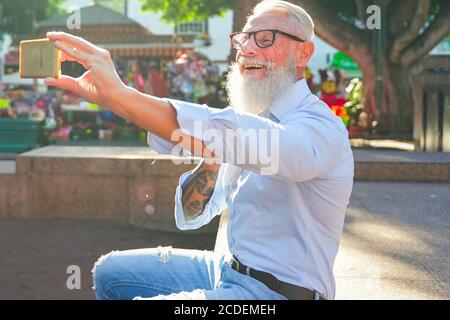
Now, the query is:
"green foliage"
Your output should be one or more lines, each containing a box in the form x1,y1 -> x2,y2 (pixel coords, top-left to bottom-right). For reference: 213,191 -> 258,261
138,0 -> 449,32
139,0 -> 232,24
0,0 -> 64,35
95,0 -> 128,13
344,78 -> 364,126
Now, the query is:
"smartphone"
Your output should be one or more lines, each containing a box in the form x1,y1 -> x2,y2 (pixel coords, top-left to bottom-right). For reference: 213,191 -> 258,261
19,38 -> 61,79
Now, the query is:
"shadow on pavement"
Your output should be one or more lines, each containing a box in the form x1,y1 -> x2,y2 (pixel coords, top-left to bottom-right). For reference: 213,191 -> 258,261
0,217 -> 216,300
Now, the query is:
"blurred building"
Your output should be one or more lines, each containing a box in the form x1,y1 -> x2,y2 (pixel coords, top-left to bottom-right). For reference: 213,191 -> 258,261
5,3 -> 195,72
58,1 -> 343,78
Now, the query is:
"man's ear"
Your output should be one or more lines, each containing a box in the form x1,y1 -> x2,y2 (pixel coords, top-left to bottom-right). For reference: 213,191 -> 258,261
297,41 -> 315,66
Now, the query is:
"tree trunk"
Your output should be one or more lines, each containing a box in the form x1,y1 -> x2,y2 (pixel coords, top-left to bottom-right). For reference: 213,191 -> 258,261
383,62 -> 415,133
359,57 -> 415,134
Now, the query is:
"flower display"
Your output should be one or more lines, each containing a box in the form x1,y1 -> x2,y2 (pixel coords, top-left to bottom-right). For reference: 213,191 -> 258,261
331,105 -> 350,127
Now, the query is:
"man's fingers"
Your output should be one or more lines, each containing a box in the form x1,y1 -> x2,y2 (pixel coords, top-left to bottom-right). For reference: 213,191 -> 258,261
46,31 -> 97,54
54,40 -> 90,66
44,75 -> 78,92
60,51 -> 76,62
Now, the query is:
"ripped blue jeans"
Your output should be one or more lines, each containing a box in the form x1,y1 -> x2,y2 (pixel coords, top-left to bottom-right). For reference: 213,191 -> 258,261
91,247 -> 287,300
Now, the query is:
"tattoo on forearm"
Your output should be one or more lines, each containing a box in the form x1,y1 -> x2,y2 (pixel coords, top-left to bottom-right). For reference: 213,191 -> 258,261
194,170 -> 208,192
199,186 -> 214,197
185,200 -> 203,218
182,163 -> 219,220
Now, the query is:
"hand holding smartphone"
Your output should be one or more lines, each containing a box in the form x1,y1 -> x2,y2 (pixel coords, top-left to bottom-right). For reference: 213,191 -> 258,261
19,38 -> 61,79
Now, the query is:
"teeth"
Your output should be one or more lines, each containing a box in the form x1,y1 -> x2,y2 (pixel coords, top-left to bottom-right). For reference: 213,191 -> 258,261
243,64 -> 264,70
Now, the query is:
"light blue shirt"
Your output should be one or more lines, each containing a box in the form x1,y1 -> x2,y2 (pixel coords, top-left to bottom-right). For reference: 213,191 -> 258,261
147,79 -> 354,299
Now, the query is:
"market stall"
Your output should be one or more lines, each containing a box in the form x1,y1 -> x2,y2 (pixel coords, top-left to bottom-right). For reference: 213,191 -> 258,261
165,50 -> 224,107
0,4 -> 202,147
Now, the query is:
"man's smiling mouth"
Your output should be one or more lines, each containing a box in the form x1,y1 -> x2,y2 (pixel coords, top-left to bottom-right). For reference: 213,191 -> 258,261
243,64 -> 265,70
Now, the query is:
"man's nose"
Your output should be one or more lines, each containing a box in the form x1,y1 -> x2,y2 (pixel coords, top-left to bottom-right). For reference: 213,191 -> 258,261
238,35 -> 258,56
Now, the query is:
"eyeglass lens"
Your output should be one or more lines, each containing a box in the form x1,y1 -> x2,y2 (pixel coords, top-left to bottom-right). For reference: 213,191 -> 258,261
232,31 -> 275,48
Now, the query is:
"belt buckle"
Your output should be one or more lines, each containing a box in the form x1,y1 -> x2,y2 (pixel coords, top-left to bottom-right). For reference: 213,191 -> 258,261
231,257 -> 240,272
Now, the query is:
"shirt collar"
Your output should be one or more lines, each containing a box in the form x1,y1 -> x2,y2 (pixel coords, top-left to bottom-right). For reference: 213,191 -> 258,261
268,78 -> 311,122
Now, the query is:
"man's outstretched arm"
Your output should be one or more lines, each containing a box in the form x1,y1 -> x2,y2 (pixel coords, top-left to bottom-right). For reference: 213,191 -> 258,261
44,32 -> 212,157
181,161 -> 220,221
45,32 -> 344,183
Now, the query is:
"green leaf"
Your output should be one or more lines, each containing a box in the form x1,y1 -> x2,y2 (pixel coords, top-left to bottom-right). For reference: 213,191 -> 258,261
139,0 -> 231,24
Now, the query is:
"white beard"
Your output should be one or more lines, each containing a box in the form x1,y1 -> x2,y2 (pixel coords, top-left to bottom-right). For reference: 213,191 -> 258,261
226,55 -> 297,115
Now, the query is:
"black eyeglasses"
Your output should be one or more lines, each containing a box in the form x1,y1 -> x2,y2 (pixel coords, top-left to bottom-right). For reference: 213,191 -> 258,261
230,29 -> 305,49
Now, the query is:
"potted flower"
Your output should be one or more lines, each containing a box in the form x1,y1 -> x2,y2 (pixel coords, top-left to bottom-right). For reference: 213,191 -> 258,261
344,78 -> 366,138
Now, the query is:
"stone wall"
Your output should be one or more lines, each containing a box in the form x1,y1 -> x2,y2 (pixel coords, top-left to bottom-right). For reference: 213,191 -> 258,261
1,146 -> 449,236
0,146 -> 219,234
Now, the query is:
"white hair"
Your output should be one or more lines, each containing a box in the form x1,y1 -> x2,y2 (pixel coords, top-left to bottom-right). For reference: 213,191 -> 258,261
251,0 -> 315,41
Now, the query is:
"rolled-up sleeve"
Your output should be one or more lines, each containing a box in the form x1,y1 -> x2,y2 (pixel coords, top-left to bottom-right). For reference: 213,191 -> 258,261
174,163 -> 227,230
167,98 -> 347,181
146,132 -> 175,155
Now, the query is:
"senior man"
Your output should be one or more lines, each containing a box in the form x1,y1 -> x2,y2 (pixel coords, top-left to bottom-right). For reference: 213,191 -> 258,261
45,0 -> 354,300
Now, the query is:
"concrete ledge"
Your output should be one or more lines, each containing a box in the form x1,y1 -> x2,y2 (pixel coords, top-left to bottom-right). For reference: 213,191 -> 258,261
0,146 -> 219,234
353,150 -> 450,182
0,174 -> 31,218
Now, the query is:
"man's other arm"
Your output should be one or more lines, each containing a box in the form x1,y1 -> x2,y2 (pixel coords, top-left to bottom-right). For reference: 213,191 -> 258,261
181,160 -> 220,221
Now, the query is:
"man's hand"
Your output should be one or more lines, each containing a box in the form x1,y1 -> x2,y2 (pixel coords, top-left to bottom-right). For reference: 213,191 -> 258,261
44,32 -> 126,108
182,161 -> 221,221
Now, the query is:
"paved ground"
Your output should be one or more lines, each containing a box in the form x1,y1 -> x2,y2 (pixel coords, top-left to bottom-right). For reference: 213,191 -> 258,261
350,138 -> 415,151
334,182 -> 450,300
0,181 -> 449,300
0,219 -> 216,300
0,161 -> 15,174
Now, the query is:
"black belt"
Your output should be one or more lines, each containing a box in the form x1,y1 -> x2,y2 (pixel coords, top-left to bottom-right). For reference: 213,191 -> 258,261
230,257 -> 327,300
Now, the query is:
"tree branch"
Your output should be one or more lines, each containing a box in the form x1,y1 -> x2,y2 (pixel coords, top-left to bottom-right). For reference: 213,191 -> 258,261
297,0 -> 371,57
400,4 -> 450,66
388,0 -> 418,36
390,0 -> 431,63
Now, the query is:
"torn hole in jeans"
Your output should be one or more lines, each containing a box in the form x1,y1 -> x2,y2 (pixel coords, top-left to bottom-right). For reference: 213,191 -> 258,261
91,250 -> 118,291
155,246 -> 172,263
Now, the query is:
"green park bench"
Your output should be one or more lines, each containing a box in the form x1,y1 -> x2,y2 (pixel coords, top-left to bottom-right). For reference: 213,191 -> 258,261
0,118 -> 43,153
